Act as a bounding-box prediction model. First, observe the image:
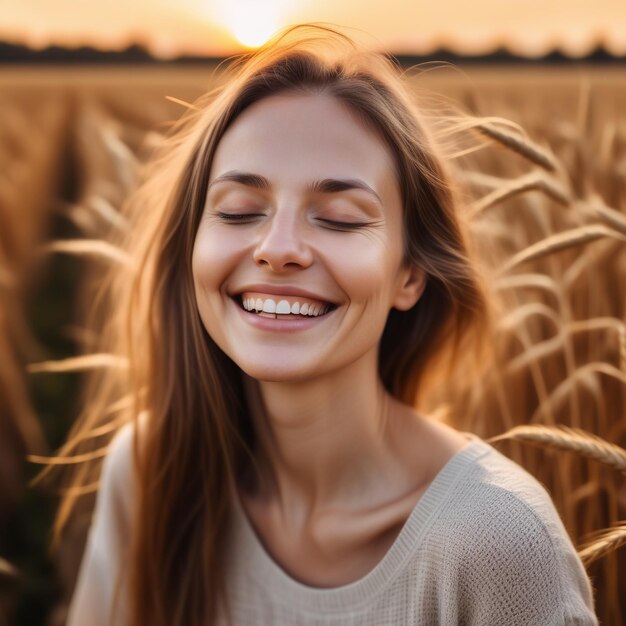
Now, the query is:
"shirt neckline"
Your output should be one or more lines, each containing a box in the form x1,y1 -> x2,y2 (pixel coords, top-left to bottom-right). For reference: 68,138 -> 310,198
230,431 -> 493,613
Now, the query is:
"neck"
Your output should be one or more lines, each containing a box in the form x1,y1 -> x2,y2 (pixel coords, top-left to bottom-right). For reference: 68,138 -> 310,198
240,351 -> 420,529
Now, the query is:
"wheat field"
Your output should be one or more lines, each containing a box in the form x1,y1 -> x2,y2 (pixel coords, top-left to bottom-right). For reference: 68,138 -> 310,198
1,64 -> 625,625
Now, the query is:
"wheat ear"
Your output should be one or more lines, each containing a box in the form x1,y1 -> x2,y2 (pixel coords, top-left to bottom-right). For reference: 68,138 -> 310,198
476,122 -> 558,172
499,224 -> 626,274
577,521 -> 626,566
38,239 -> 132,266
487,425 -> 626,474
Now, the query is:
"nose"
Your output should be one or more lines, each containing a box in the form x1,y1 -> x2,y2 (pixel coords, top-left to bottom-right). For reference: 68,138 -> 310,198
252,209 -> 314,271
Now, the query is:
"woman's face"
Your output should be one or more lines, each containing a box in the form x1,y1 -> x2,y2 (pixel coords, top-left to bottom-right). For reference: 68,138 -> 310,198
192,92 -> 424,382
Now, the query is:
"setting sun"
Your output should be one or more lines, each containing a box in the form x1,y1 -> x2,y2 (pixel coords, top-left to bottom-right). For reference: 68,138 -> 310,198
232,15 -> 279,48
214,0 -> 287,49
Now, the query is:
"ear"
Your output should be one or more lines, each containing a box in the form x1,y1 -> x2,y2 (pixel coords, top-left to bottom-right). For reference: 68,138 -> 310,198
392,264 -> 426,312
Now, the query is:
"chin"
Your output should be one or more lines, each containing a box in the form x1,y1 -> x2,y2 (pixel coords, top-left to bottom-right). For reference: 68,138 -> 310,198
237,361 -> 321,384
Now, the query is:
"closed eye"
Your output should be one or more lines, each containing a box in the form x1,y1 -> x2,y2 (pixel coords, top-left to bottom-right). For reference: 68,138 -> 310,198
217,213 -> 368,229
317,219 -> 368,229
216,212 -> 263,222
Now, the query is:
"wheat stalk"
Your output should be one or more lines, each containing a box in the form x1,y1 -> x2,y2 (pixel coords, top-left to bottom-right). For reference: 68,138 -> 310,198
506,334 -> 565,373
529,363 -> 626,424
476,122 -> 559,172
499,224 -> 626,274
459,170 -> 507,190
506,318 -> 626,373
578,521 -> 626,566
470,171 -> 571,217
589,197 -> 626,235
487,425 -> 626,474
38,239 -> 133,266
494,273 -> 564,300
568,318 -> 626,375
26,353 -> 129,374
498,302 -> 561,332
27,447 -> 110,466
164,95 -> 200,111
84,195 -> 129,231
57,481 -> 101,497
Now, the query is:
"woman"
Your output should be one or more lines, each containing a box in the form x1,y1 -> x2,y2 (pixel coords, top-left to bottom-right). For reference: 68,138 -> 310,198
62,23 -> 598,626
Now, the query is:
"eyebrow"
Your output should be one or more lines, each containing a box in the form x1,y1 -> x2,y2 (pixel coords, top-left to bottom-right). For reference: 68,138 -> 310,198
208,170 -> 383,205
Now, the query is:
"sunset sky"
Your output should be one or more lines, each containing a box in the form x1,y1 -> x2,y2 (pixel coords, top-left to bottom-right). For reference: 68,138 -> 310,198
1,0 -> 626,58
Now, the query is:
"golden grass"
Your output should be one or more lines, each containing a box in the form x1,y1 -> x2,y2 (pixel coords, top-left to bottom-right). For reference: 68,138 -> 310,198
475,120 -> 560,172
1,65 -> 625,624
26,448 -> 111,466
418,67 -> 626,623
579,521 -> 626,566
499,224 -> 626,274
38,239 -> 133,266
469,170 -> 571,217
0,94 -> 69,552
26,353 -> 129,374
487,425 -> 626,474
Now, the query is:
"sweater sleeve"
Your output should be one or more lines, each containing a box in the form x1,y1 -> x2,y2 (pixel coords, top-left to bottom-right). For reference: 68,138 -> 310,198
65,422 -> 136,626
455,486 -> 598,626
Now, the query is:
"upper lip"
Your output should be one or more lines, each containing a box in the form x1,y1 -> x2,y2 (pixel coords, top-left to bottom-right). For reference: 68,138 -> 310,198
230,284 -> 338,306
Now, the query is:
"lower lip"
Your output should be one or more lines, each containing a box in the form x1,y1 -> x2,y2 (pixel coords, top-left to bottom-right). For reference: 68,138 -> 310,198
231,297 -> 337,333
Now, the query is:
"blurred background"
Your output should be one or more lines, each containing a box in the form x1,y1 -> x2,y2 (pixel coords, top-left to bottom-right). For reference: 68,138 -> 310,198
1,1 -> 625,625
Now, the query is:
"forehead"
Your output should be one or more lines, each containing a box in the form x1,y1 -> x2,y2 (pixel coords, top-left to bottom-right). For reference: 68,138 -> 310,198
209,92 -> 399,200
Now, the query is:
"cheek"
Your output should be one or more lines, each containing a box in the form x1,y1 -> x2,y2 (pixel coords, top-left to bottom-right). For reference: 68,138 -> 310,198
192,226 -> 240,290
191,229 -> 234,343
320,236 -> 398,303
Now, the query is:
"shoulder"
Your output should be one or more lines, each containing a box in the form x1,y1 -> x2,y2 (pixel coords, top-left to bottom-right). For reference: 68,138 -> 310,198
66,417 -> 146,626
95,414 -> 148,533
102,421 -> 136,479
99,420 -> 139,502
444,441 -> 563,526
433,441 -> 598,624
438,440 -> 577,565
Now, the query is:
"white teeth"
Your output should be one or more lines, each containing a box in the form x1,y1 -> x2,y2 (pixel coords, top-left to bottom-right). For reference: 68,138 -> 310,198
276,300 -> 291,314
240,296 -> 330,317
262,300 -> 276,313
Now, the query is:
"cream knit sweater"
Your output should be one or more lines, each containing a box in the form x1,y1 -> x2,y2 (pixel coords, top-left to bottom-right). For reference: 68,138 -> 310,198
67,426 -> 599,625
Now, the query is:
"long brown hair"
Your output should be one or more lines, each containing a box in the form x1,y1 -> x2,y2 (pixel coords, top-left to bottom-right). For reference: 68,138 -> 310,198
46,22 -> 496,626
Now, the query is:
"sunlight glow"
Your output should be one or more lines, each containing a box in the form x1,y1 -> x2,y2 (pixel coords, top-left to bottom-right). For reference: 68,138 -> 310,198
233,17 -> 279,48
213,0 -> 286,49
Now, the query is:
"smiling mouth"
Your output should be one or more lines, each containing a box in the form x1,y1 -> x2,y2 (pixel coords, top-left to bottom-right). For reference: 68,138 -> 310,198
234,292 -> 337,320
